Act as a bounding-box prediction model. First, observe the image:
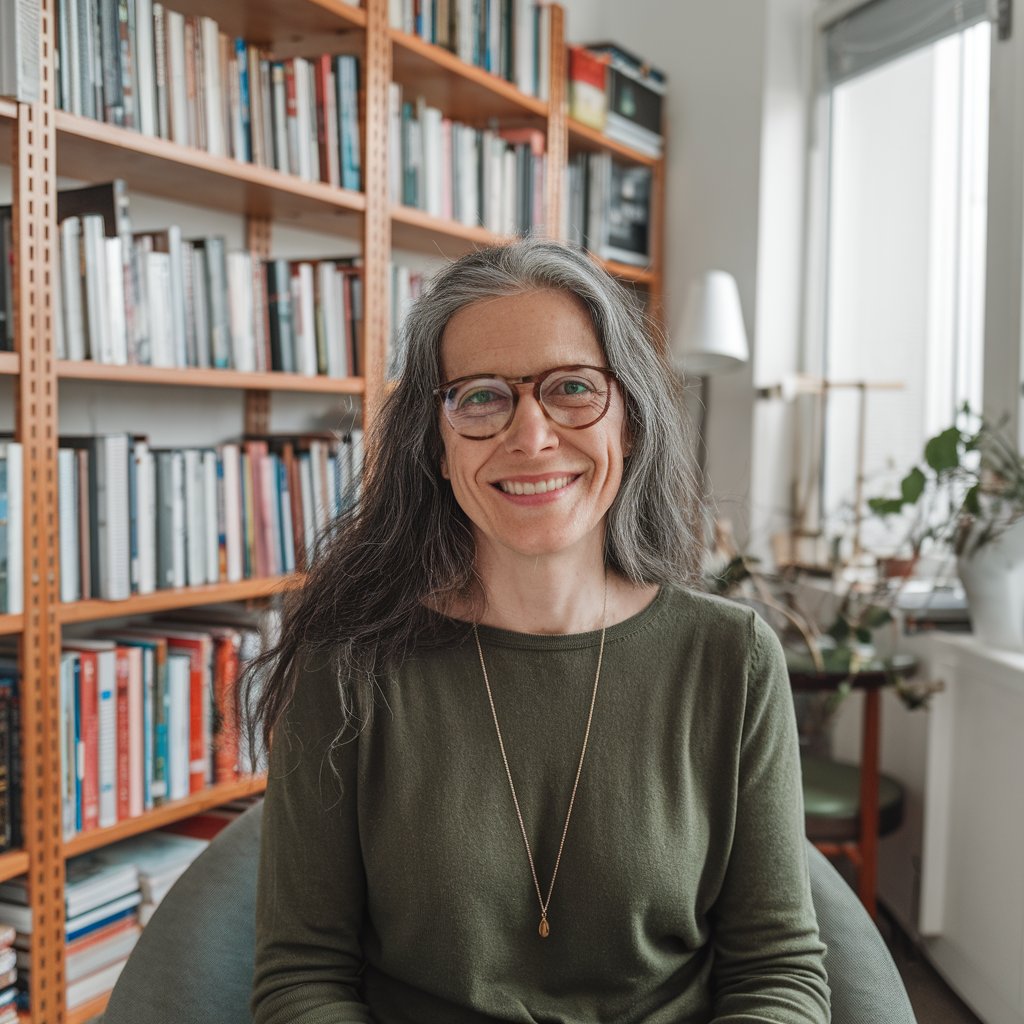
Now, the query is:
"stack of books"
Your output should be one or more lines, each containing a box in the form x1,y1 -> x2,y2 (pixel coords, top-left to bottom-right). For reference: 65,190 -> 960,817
389,86 -> 546,236
388,0 -> 550,99
0,923 -> 16,1023
56,3 -> 361,188
53,181 -> 363,375
0,661 -> 20,856
0,855 -> 142,1013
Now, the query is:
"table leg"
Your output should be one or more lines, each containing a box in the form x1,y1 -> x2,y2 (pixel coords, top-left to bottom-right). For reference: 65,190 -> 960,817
858,688 -> 881,918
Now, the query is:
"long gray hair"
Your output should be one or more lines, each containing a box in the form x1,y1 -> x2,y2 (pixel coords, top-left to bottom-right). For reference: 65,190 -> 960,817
242,238 -> 705,759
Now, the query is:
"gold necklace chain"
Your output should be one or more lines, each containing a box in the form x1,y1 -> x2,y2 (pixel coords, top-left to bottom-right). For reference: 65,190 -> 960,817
472,577 -> 608,940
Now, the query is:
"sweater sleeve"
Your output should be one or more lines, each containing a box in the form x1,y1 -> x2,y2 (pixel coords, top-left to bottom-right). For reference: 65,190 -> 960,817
250,658 -> 374,1024
708,614 -> 832,1023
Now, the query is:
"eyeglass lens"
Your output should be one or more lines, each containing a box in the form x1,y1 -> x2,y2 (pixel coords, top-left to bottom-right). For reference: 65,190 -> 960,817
442,367 -> 611,438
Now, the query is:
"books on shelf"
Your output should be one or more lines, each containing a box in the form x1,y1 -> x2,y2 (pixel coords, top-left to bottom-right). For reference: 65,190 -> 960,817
565,151 -> 652,268
57,616 -> 269,840
0,442 -> 22,615
0,0 -> 40,103
389,0 -> 550,100
389,85 -> 546,236
55,2 -> 362,188
54,182 -> 365,376
582,42 -> 665,158
567,46 -> 607,131
389,263 -> 427,374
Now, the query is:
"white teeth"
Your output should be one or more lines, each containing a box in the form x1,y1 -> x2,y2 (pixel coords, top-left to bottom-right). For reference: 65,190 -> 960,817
498,475 -> 572,495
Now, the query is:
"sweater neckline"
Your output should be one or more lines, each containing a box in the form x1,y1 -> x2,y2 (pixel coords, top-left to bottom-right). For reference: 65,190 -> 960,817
441,585 -> 670,651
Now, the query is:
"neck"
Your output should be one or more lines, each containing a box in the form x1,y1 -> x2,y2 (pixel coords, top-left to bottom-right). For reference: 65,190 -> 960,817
473,545 -> 608,635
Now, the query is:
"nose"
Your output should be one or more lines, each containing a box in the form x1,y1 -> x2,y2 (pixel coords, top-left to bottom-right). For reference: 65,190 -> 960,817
502,387 -> 559,456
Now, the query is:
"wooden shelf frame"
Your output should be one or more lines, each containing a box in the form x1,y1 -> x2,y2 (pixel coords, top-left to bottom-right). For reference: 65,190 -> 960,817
0,849 -> 30,884
567,118 -> 660,167
7,3 -> 667,1021
0,614 -> 24,637
56,361 -> 367,394
55,112 -> 366,236
57,575 -> 304,625
63,777 -> 267,859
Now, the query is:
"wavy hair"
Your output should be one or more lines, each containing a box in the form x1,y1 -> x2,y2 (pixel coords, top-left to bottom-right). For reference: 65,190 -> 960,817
241,238 -> 706,762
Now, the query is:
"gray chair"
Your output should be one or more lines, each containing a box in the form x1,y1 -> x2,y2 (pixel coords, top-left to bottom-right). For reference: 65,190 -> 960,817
102,803 -> 917,1024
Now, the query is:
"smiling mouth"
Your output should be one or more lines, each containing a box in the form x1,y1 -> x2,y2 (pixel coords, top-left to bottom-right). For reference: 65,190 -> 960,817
494,475 -> 578,496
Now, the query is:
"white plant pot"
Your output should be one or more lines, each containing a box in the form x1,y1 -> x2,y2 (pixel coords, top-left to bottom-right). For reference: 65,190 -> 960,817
957,517 -> 1024,652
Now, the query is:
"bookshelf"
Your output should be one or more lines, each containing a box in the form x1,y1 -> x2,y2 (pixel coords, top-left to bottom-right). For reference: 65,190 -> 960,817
3,1 -> 666,1021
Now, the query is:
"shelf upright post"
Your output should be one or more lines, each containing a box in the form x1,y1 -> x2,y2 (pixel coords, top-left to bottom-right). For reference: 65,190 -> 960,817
362,0 -> 393,426
13,0 -> 65,1020
245,217 -> 274,437
545,5 -> 568,242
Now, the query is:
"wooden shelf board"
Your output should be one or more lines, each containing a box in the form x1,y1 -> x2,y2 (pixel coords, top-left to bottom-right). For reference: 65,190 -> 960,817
0,614 -> 23,637
64,777 -> 266,859
391,204 -> 510,256
391,30 -> 547,125
0,99 -> 15,121
0,850 -> 29,884
596,257 -> 657,286
67,992 -> 111,1024
567,119 -> 660,167
55,113 -> 365,236
58,575 -> 303,625
57,362 -> 366,395
0,352 -> 19,376
145,0 -> 365,54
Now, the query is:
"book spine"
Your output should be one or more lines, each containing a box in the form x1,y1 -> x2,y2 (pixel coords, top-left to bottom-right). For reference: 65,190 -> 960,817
97,652 -> 117,828
114,648 -> 130,821
78,653 -> 99,833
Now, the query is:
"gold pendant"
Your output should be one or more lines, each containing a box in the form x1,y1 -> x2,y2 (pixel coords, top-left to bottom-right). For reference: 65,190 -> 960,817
538,916 -> 550,938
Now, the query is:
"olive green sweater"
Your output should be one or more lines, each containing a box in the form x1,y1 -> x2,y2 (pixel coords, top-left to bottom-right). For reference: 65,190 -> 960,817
251,587 -> 830,1024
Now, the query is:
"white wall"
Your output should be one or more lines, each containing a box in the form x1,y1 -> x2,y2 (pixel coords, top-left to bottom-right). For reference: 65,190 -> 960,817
562,0 -> 814,551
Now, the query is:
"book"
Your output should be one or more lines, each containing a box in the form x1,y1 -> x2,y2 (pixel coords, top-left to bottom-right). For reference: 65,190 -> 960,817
0,442 -> 22,614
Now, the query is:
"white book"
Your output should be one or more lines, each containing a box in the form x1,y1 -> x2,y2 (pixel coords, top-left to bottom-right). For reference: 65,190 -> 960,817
203,449 -> 219,585
165,9 -> 188,146
323,62 -> 340,188
278,458 -> 295,574
81,214 -> 108,362
270,63 -> 289,175
502,146 -> 516,236
134,0 -> 157,136
168,450 -> 186,588
293,56 -> 313,181
145,251 -> 173,367
58,447 -> 79,602
182,449 -> 205,587
535,1 -> 550,101
422,105 -> 444,217
95,434 -> 131,601
305,60 -> 320,183
456,0 -> 472,63
134,440 -> 157,595
166,652 -> 190,801
125,645 -> 144,818
67,956 -> 130,1010
226,251 -> 255,372
0,0 -> 40,102
199,17 -> 224,157
104,237 -> 129,365
162,226 -> 187,367
190,246 -> 211,369
66,891 -> 141,939
220,443 -> 243,583
513,0 -> 532,96
66,925 -> 141,984
293,262 -> 317,377
388,0 -> 403,28
388,82 -> 402,205
60,216 -> 86,360
1,441 -> 23,614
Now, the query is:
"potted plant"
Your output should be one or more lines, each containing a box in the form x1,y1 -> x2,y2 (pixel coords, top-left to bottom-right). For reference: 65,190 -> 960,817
868,405 -> 1024,650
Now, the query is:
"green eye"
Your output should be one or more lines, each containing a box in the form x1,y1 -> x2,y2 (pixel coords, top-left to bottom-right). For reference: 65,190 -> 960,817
461,389 -> 500,407
561,380 -> 590,395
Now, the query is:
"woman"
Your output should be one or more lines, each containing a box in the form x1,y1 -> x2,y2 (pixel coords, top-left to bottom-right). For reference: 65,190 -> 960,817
247,238 -> 830,1023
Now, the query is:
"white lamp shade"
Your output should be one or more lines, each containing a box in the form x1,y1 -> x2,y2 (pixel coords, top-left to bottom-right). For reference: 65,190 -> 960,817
673,271 -> 750,376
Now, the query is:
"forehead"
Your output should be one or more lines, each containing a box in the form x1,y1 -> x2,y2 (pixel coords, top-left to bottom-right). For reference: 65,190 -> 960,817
440,289 -> 605,377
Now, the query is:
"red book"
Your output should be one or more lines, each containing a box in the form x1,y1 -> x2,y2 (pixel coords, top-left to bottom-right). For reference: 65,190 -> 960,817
243,441 -> 267,577
313,55 -> 340,187
114,647 -> 131,821
76,651 -> 100,833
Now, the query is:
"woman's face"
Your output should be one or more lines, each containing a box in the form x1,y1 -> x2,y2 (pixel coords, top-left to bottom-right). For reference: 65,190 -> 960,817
439,289 -> 630,563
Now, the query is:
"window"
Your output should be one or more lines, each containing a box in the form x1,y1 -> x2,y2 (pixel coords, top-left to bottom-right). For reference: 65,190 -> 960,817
807,1 -> 993,558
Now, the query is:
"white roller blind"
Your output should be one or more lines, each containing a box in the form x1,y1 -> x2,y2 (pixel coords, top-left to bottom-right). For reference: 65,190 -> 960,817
825,0 -> 994,84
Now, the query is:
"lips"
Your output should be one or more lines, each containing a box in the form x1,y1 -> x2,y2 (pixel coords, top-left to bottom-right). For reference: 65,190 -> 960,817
494,474 -> 578,495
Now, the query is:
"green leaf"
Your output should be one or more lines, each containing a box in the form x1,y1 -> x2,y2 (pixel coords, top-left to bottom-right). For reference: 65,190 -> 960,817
924,427 -> 961,473
964,483 -> 981,515
901,467 -> 926,503
827,617 -> 850,643
863,606 -> 893,628
868,497 -> 905,517
855,627 -> 873,645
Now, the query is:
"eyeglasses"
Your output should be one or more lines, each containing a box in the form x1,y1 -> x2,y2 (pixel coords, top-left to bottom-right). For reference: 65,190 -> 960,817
434,364 -> 619,440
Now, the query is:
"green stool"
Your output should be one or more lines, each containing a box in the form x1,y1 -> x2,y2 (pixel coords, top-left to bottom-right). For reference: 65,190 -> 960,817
802,754 -> 905,843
